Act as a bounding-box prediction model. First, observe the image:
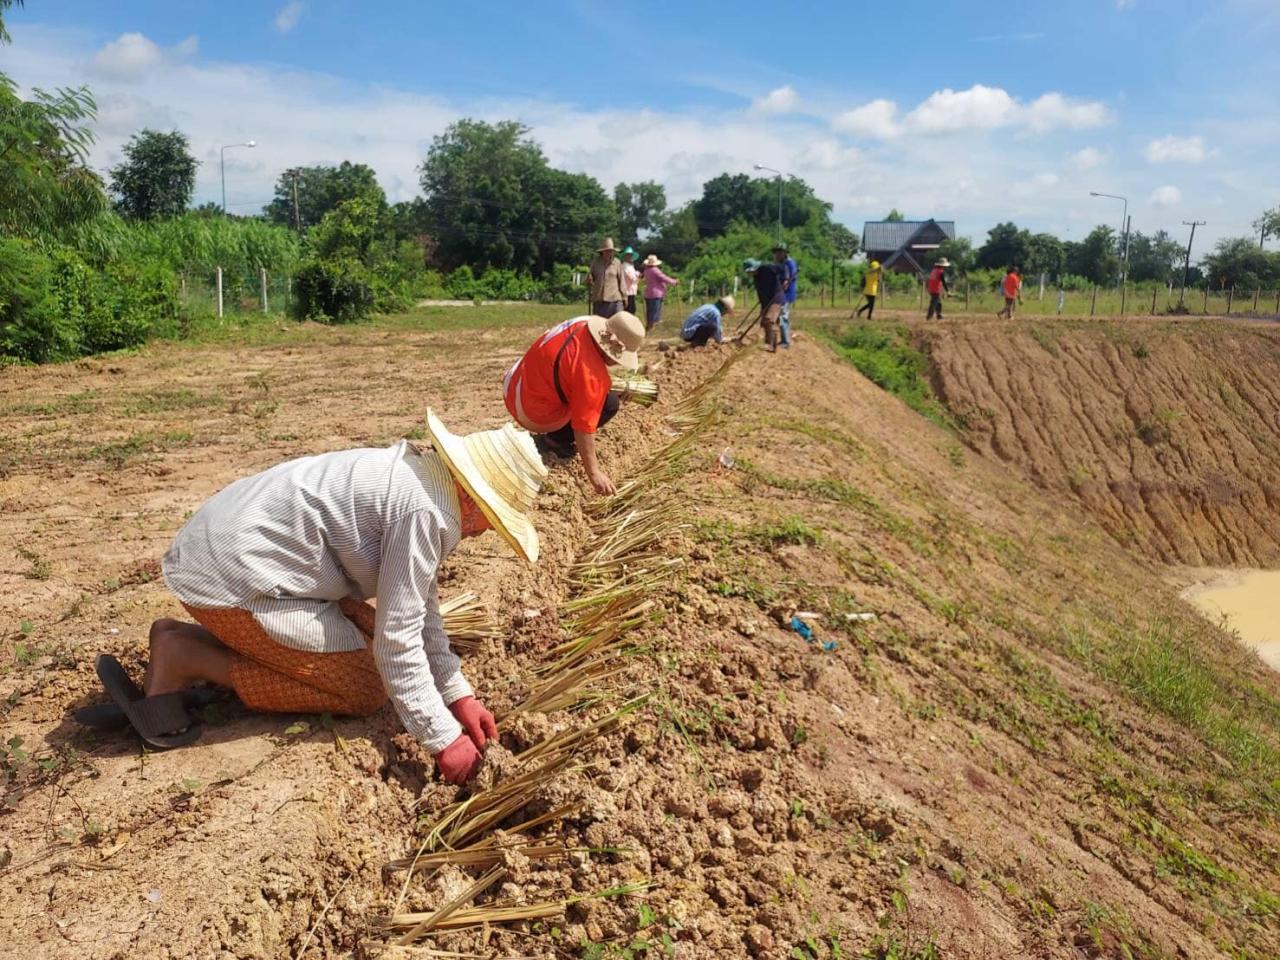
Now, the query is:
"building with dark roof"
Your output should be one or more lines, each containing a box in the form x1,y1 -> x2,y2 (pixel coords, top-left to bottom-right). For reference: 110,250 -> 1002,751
861,219 -> 956,275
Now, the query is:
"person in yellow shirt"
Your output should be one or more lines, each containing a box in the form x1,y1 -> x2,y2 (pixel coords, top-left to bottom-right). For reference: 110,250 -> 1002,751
854,260 -> 882,319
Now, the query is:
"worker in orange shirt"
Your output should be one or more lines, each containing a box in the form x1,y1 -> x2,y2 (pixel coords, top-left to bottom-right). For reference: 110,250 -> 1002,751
996,266 -> 1023,319
503,312 -> 646,496
925,258 -> 950,320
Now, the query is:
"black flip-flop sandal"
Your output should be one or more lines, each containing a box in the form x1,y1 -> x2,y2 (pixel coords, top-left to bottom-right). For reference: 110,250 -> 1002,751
73,686 -> 222,730
90,653 -> 203,749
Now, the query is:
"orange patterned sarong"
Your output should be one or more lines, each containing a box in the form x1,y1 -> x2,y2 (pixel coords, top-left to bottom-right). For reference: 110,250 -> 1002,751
182,598 -> 388,716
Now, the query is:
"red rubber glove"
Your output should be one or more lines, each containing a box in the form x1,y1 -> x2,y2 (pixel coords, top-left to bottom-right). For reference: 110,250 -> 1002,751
449,695 -> 498,749
433,733 -> 482,784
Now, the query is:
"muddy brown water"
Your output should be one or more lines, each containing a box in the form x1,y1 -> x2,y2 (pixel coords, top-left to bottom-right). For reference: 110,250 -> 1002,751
1182,569 -> 1280,670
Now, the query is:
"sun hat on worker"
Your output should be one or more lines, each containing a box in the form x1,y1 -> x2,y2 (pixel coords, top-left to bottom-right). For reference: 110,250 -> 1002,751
718,295 -> 736,315
642,254 -> 662,267
598,237 -> 616,253
772,242 -> 789,252
586,310 -> 645,371
870,260 -> 880,269
935,258 -> 951,267
742,258 -> 761,272
622,246 -> 636,259
423,410 -> 548,563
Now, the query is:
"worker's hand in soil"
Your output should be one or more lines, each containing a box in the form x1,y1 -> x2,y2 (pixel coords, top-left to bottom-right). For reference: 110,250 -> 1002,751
450,695 -> 497,749
434,733 -> 483,784
587,468 -> 616,496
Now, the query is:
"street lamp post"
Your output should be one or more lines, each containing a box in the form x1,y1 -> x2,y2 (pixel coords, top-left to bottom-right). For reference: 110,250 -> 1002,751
754,164 -> 784,242
1089,190 -> 1129,285
221,140 -> 258,213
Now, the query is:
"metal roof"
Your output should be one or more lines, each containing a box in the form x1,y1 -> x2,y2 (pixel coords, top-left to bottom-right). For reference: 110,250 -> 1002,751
862,220 -> 956,252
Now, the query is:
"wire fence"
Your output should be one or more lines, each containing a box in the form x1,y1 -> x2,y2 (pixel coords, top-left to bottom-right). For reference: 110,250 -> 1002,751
801,280 -> 1280,319
177,268 -> 294,319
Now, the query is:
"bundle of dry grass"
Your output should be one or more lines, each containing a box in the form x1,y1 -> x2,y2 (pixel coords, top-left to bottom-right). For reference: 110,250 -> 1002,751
611,370 -> 659,405
440,592 -> 499,650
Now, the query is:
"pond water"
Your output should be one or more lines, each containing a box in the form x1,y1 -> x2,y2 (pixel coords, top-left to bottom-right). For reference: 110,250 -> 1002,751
1181,570 -> 1280,671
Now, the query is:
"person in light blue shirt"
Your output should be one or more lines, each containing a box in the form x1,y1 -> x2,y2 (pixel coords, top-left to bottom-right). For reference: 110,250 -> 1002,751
680,295 -> 736,347
774,243 -> 797,349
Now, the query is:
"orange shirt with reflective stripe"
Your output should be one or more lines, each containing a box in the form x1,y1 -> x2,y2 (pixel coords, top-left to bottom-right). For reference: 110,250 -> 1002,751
504,318 -> 611,434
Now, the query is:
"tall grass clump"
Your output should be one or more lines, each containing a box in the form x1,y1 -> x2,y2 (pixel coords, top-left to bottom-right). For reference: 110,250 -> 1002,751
825,322 -> 953,429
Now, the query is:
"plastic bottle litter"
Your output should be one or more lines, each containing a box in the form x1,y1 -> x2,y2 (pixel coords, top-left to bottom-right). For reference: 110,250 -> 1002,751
844,612 -> 878,622
717,449 -> 735,470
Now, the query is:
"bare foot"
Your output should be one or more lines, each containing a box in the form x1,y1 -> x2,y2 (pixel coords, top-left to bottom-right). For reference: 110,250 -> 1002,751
143,619 -> 232,695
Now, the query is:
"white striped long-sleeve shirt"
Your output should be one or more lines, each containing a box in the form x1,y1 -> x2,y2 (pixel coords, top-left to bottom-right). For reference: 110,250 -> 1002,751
162,440 -> 472,753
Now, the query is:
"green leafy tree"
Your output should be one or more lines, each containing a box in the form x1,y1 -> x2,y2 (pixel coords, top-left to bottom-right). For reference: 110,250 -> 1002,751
976,221 -> 1032,270
1065,225 -> 1119,284
926,237 -> 974,273
884,209 -> 905,222
614,180 -> 667,243
264,161 -> 384,230
1253,207 -> 1280,248
1126,230 -> 1183,284
652,203 -> 700,268
1024,233 -> 1066,279
108,129 -> 198,220
692,173 -> 832,238
1202,237 -> 1280,290
418,119 -> 615,275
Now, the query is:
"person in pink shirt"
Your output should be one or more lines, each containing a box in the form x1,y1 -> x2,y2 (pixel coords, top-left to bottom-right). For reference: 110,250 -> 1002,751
620,247 -> 640,315
641,254 -> 680,329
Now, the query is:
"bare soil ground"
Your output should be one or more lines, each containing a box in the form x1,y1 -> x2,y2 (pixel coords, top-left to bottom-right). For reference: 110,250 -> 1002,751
920,314 -> 1280,566
2,307 -> 1278,959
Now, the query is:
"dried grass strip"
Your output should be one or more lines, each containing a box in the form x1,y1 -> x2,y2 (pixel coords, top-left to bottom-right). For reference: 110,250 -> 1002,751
395,866 -> 506,945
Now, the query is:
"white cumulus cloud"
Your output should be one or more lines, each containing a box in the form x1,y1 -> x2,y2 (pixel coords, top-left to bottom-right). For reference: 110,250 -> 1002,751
751,85 -> 799,115
89,33 -> 164,80
834,85 -> 1110,140
275,1 -> 305,34
832,98 -> 900,139
1150,185 -> 1181,206
1144,134 -> 1208,164
1072,146 -> 1105,169
905,84 -> 1019,134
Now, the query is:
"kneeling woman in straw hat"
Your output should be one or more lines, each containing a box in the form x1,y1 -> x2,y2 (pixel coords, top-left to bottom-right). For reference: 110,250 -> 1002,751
503,311 -> 645,496
81,413 -> 546,785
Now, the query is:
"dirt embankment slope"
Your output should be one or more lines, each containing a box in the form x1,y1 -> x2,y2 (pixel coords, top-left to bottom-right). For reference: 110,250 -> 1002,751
2,316 -> 1279,959
921,317 -> 1280,566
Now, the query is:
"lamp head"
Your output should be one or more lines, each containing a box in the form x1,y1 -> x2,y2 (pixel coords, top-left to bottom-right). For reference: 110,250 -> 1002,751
246,140 -> 257,148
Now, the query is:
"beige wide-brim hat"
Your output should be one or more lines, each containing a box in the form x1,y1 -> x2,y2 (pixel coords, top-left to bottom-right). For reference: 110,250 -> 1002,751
719,295 -> 736,314
935,258 -> 951,267
424,409 -> 548,563
598,237 -> 616,253
586,311 -> 645,371
642,254 -> 661,267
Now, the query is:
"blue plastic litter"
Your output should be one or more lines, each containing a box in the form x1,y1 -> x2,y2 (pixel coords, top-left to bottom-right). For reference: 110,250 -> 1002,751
790,615 -> 838,652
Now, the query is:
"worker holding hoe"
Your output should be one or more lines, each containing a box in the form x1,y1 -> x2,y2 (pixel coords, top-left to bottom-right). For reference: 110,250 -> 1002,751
76,413 -> 548,786
503,311 -> 646,496
743,257 -> 787,351
925,257 -> 951,320
854,260 -> 882,319
996,265 -> 1023,319
680,295 -> 735,347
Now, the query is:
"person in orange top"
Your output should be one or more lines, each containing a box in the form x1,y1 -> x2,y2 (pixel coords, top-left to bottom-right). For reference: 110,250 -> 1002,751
503,312 -> 646,496
925,257 -> 950,320
997,265 -> 1023,319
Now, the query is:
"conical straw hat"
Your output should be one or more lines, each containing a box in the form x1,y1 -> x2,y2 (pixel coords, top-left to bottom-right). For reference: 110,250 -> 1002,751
424,410 -> 548,563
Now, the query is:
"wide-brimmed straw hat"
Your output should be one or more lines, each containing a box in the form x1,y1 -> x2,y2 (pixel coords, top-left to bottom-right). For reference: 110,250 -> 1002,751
935,258 -> 951,267
586,311 -> 645,371
598,237 -> 616,253
718,295 -> 736,314
642,254 -> 662,267
424,410 -> 548,563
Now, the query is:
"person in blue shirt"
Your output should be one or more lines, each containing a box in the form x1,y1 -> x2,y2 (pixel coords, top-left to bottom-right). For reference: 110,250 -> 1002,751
680,295 -> 736,347
773,243 -> 798,349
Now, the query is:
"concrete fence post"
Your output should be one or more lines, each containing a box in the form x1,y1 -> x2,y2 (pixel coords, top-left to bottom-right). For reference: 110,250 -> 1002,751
261,268 -> 269,314
1090,285 -> 1097,317
216,266 -> 224,319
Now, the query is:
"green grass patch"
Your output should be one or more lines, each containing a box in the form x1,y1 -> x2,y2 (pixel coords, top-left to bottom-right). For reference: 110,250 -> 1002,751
83,429 -> 195,466
817,322 -> 953,429
751,516 -> 822,547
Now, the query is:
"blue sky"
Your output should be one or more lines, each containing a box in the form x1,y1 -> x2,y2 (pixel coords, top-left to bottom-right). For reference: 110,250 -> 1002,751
6,0 -> 1278,253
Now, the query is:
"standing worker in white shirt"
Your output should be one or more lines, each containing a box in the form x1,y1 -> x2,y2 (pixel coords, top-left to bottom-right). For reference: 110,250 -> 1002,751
80,412 -> 547,785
